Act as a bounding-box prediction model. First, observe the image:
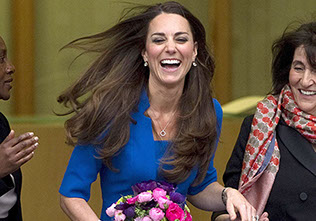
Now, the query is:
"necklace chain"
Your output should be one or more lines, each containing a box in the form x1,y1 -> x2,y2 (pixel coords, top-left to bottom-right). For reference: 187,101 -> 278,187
150,109 -> 176,138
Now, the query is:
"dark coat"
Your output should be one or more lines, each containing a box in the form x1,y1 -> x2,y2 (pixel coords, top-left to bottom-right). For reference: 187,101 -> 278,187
0,112 -> 22,221
212,115 -> 316,221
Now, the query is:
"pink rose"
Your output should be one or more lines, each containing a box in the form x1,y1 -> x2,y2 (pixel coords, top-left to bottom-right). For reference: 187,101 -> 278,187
114,210 -> 126,221
142,216 -> 153,221
127,195 -> 138,204
185,211 -> 192,221
157,196 -> 172,209
166,203 -> 185,221
137,192 -> 153,203
149,208 -> 165,221
152,188 -> 167,201
106,203 -> 117,217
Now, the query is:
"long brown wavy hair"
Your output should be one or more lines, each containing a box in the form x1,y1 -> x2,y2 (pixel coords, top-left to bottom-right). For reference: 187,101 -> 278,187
58,1 -> 217,185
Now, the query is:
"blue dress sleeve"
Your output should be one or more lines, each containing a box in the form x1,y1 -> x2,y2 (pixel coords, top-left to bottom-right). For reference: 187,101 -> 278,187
59,144 -> 103,201
187,99 -> 223,195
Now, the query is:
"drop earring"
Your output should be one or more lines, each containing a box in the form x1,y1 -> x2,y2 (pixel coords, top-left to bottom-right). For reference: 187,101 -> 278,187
144,61 -> 148,67
192,61 -> 197,67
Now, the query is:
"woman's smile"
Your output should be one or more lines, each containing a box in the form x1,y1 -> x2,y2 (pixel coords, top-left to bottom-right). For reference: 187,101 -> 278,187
160,58 -> 181,72
298,89 -> 316,96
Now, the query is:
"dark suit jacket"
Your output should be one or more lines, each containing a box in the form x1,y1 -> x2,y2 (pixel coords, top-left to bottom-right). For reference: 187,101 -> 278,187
0,112 -> 22,221
212,115 -> 316,221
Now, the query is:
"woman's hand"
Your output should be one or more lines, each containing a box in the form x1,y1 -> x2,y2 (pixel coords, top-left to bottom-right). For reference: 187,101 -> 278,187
0,130 -> 38,178
187,182 -> 265,221
224,187 -> 256,220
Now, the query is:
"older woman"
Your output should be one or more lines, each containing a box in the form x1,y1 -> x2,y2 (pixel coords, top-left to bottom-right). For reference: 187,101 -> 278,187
58,2 -> 255,220
213,21 -> 316,221
0,36 -> 38,221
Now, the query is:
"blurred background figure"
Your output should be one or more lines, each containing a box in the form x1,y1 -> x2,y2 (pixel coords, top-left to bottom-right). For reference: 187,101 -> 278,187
0,36 -> 38,221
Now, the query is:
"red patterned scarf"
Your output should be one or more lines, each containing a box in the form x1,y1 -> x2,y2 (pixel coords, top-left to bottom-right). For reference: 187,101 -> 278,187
238,84 -> 316,215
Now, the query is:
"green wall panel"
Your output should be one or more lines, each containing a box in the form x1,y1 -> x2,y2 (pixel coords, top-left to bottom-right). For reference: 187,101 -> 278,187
231,0 -> 316,100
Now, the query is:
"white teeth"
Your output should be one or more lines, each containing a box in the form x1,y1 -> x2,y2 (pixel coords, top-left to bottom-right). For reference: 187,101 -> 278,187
161,59 -> 180,65
300,89 -> 316,95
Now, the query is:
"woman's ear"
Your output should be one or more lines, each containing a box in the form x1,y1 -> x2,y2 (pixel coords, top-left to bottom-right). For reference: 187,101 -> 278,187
142,49 -> 148,62
193,42 -> 198,61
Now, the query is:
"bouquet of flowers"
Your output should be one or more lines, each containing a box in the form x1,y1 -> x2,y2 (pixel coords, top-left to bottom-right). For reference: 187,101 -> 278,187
106,180 -> 192,221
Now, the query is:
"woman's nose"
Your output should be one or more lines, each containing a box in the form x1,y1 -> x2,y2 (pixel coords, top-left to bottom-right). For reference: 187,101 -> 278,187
301,69 -> 316,86
6,60 -> 15,74
165,41 -> 176,54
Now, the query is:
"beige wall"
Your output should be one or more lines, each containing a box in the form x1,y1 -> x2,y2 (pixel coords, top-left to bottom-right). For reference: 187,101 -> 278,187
12,122 -> 102,220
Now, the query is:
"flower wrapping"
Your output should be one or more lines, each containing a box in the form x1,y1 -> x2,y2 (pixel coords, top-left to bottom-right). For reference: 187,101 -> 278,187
106,180 -> 192,221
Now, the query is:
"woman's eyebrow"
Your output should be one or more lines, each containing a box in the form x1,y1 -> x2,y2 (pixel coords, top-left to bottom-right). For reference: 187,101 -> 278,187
292,60 -> 305,66
150,32 -> 189,37
151,32 -> 165,37
174,32 -> 189,36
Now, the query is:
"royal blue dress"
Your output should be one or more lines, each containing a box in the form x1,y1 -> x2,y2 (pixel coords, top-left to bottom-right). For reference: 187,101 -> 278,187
59,90 -> 223,220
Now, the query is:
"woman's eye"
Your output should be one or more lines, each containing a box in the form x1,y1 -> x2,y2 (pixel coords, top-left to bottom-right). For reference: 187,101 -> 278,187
152,38 -> 164,43
0,57 -> 5,63
294,66 -> 304,72
176,38 -> 188,43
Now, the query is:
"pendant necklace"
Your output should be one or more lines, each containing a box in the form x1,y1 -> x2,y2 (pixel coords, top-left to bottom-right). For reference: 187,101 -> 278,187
150,109 -> 176,137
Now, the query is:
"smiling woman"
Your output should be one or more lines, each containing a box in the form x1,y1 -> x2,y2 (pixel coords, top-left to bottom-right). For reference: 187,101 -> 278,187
212,21 -> 316,221
57,2 -> 256,220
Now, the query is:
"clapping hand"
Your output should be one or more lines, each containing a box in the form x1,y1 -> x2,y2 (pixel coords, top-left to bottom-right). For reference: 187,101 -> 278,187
0,130 -> 38,178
